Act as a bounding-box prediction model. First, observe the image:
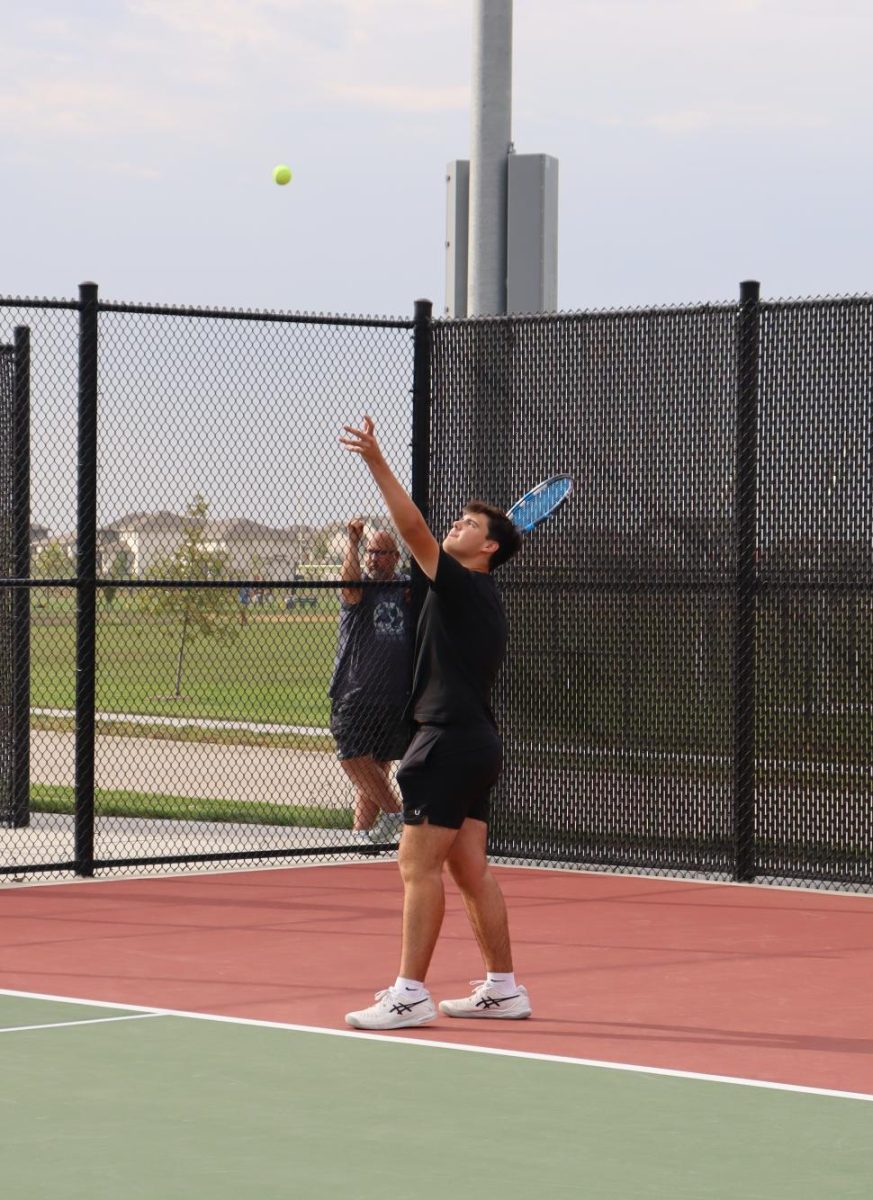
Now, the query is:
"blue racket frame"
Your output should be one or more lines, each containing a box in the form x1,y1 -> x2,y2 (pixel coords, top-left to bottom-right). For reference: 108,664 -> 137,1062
507,474 -> 573,533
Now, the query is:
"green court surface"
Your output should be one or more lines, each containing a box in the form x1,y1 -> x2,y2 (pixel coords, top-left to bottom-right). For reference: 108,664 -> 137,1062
2,994 -> 871,1199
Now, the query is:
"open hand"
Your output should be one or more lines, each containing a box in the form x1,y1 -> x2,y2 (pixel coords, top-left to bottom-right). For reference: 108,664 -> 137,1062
339,415 -> 385,468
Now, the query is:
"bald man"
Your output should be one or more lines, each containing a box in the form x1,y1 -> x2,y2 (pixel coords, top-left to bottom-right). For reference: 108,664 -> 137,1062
329,519 -> 414,843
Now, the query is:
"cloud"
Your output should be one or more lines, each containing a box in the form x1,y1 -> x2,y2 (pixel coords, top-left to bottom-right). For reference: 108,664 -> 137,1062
0,79 -> 185,140
331,83 -> 468,113
635,106 -> 829,135
26,17 -> 77,38
127,0 -> 350,53
0,0 -> 470,162
515,0 -> 872,131
127,0 -> 277,46
1,0 -> 866,170
109,161 -> 162,180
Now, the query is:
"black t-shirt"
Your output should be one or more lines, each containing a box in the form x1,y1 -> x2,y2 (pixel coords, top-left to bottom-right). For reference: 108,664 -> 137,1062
328,578 -> 413,707
410,549 -> 506,728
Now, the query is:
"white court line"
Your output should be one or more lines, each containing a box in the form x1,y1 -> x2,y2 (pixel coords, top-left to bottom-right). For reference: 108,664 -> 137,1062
0,1012 -> 162,1034
1,986 -> 870,1104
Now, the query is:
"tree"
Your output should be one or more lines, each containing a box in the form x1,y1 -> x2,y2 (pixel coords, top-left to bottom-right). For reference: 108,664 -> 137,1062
102,550 -> 131,611
140,494 -> 238,698
32,541 -> 75,580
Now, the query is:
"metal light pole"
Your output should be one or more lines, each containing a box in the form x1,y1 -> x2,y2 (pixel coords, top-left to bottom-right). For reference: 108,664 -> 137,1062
467,0 -> 513,317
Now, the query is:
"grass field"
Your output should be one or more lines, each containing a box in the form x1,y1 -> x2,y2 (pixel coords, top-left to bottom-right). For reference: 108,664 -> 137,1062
32,591 -> 338,728
30,784 -> 350,829
28,589 -> 873,762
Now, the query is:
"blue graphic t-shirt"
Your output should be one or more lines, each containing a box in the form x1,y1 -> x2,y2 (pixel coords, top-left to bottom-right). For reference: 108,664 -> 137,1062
329,577 -> 414,708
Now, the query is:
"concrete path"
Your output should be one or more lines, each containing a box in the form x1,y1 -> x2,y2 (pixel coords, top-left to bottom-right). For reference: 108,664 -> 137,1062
8,731 -> 396,878
30,729 -> 359,809
31,708 -> 330,738
1,812 -> 381,881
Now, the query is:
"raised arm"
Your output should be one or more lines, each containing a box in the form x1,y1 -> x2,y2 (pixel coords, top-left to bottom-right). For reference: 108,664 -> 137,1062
339,518 -> 364,605
339,416 -> 439,580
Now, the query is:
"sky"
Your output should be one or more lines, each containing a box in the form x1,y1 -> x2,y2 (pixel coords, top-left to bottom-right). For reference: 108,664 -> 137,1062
3,0 -> 873,317
2,0 -> 871,536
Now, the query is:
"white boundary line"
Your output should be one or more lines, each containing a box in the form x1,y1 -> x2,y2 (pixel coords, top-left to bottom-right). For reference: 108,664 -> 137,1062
0,1012 -> 162,1034
1,987 -> 870,1104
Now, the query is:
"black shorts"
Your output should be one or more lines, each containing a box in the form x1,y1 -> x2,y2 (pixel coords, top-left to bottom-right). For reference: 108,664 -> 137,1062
396,724 -> 502,830
330,697 -> 411,762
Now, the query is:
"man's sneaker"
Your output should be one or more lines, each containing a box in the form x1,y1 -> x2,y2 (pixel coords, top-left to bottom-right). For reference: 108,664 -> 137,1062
438,981 -> 532,1020
369,812 -> 404,843
349,829 -> 372,845
345,987 -> 437,1030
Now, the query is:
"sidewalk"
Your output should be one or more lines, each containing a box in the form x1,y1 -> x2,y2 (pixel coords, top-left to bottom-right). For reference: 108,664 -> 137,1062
31,708 -> 331,738
31,729 -> 355,808
1,812 -> 381,882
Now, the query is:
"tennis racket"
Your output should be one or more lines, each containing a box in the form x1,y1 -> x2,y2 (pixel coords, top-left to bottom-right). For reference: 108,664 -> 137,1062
507,474 -> 573,533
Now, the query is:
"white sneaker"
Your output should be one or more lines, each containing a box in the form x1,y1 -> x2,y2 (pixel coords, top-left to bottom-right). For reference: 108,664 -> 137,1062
345,987 -> 437,1030
369,812 -> 404,843
438,981 -> 532,1020
349,830 -> 371,845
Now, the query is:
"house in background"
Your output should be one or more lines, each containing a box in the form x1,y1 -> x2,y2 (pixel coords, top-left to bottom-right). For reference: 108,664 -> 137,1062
28,514 -> 403,580
97,512 -> 318,580
321,517 -> 405,563
29,524 -> 50,560
201,517 -> 311,579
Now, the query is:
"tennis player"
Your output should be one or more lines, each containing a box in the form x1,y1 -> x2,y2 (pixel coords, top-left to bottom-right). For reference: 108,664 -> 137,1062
340,415 -> 530,1029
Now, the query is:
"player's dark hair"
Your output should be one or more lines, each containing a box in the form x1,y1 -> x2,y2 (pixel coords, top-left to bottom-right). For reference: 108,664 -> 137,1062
464,501 -> 523,571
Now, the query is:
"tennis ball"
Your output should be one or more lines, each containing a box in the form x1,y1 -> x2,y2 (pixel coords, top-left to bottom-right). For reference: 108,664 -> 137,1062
273,164 -> 292,186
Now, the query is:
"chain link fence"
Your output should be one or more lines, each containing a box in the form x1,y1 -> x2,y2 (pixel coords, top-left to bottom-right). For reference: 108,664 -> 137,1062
432,292 -> 872,889
431,305 -> 739,878
1,284 -> 871,888
1,290 -> 416,877
756,298 -> 873,883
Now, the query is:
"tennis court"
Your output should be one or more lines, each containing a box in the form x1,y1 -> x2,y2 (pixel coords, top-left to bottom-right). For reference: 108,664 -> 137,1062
3,285 -> 873,1196
3,862 -> 871,1198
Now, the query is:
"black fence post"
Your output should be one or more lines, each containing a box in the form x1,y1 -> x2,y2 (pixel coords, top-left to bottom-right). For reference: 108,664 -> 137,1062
410,298 -> 433,615
74,282 -> 99,876
734,280 -> 760,882
11,326 -> 31,828
0,343 -> 13,829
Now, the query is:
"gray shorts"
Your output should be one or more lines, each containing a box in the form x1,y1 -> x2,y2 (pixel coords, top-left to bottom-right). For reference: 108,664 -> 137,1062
330,697 -> 411,762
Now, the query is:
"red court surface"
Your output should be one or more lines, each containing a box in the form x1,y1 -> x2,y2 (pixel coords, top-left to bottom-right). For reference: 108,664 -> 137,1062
2,864 -> 871,1095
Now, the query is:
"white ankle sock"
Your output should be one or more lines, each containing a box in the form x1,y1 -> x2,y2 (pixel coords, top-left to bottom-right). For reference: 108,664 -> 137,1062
394,976 -> 427,997
486,972 -> 517,996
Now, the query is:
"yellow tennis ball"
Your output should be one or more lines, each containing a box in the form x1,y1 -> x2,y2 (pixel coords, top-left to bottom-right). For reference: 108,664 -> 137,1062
273,164 -> 292,186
